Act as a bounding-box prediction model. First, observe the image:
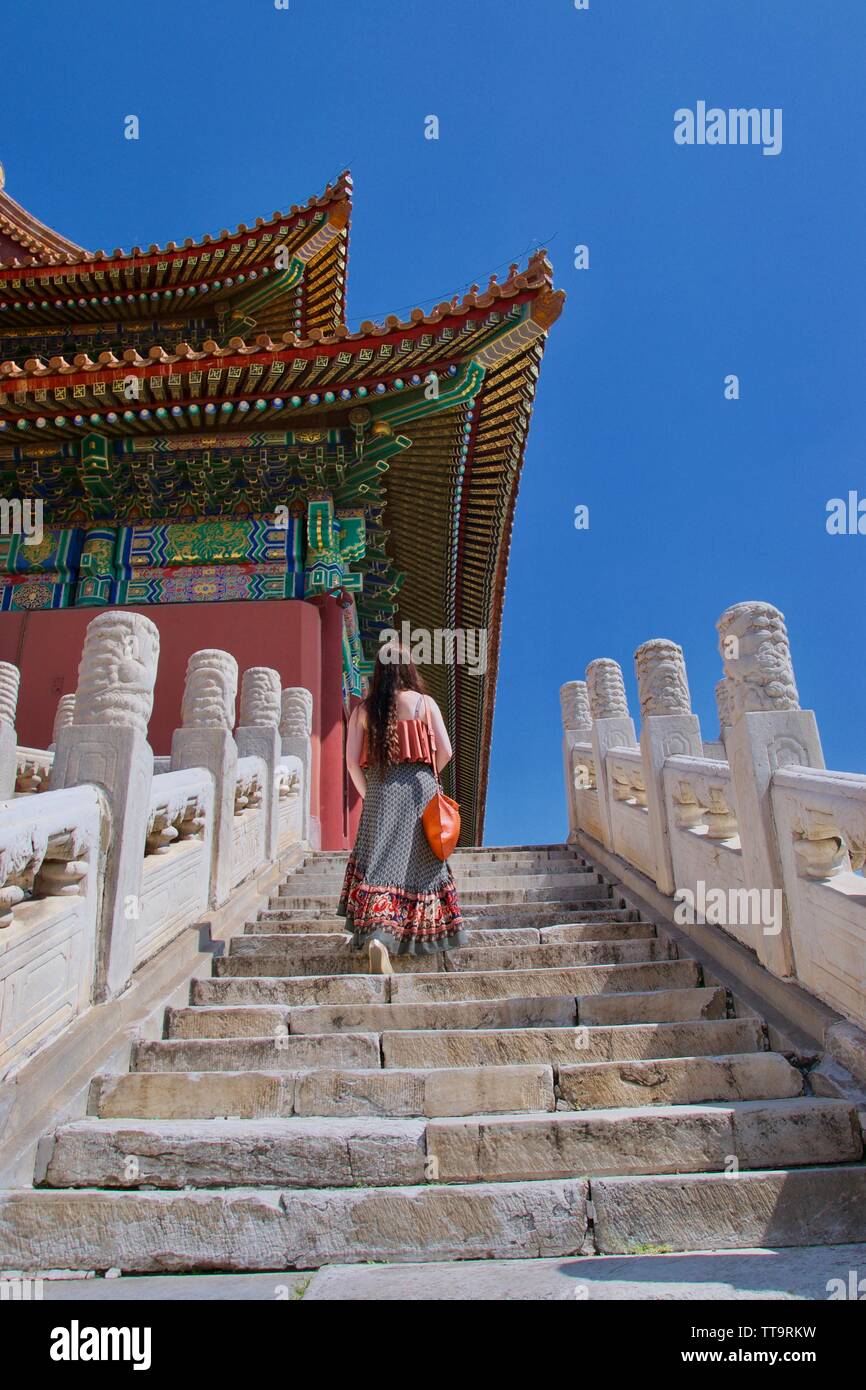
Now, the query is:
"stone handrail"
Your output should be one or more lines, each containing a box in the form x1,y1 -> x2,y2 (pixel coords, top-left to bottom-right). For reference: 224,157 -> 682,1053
135,768 -> 215,971
145,768 -> 210,857
14,746 -> 54,795
0,785 -> 105,1075
0,623 -> 313,1079
562,604 -> 866,1030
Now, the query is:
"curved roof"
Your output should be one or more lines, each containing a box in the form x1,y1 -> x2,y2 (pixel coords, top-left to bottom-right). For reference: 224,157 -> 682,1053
0,168 -> 562,841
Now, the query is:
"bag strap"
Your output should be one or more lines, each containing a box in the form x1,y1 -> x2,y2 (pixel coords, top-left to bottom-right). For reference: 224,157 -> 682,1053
423,695 -> 442,790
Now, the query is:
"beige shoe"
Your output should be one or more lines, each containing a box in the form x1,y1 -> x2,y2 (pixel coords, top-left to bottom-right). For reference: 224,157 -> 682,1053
368,939 -> 393,975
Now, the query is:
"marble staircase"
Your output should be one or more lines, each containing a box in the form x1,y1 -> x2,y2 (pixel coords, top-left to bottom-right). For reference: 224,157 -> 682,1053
2,843 -> 865,1274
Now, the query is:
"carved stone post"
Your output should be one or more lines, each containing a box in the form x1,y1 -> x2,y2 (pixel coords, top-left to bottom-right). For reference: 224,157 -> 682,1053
717,601 -> 823,978
560,681 -> 592,841
171,649 -> 238,908
49,693 -> 77,752
236,667 -> 282,861
715,678 -> 734,751
587,658 -> 637,851
635,638 -> 703,894
51,611 -> 159,1001
280,687 -> 313,844
0,661 -> 20,799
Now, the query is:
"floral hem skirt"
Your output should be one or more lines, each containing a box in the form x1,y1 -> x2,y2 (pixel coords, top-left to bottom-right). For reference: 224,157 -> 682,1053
337,761 -> 466,957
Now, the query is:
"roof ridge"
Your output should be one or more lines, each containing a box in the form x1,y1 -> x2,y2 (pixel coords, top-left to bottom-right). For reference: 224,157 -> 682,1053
0,167 -> 353,271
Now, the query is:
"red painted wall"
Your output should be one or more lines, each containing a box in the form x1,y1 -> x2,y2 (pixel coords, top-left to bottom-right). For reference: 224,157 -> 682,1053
0,598 -> 352,848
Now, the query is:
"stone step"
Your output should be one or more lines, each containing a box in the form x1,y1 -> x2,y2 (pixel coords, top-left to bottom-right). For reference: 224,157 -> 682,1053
424,1099 -> 862,1184
286,995 -> 580,1035
244,917 -> 349,935
282,859 -> 594,888
132,1033 -> 382,1073
191,971 -> 719,1016
39,1117 -> 430,1190
170,996 -> 579,1038
216,959 -> 700,997
255,904 -> 632,930
213,951 -> 446,977
576,986 -> 727,1025
90,1064 -> 557,1120
248,916 -> 651,940
229,935 -> 672,970
40,1098 -> 859,1192
389,972 -> 718,1010
444,942 -> 678,972
269,885 -> 614,911
0,1179 -> 591,1273
458,901 -> 626,923
590,1167 -> 866,1254
382,1017 -> 766,1068
556,1052 -> 803,1109
455,843 -> 576,855
191,975 -> 390,1009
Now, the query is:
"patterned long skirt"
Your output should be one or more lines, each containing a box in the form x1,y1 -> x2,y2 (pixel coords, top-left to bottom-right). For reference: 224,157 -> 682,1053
338,761 -> 466,956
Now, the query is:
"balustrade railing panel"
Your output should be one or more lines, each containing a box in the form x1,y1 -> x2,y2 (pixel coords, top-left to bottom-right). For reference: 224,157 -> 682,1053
0,785 -> 105,1076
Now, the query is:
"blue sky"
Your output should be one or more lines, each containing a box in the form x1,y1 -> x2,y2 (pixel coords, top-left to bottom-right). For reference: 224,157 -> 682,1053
3,0 -> 864,845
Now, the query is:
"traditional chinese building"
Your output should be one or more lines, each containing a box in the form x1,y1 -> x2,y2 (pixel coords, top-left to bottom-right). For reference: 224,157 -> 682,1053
0,166 -> 562,846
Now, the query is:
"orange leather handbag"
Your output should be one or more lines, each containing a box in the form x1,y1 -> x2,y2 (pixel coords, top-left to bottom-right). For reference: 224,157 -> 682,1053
421,697 -> 461,860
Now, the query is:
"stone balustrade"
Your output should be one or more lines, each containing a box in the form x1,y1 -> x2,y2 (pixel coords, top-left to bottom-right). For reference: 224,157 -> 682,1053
0,611 -> 313,1080
563,599 -> 866,1030
14,746 -> 54,795
0,784 -> 105,1075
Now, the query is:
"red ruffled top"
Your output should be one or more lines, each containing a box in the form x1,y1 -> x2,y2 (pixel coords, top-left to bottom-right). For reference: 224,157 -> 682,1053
360,718 -> 434,769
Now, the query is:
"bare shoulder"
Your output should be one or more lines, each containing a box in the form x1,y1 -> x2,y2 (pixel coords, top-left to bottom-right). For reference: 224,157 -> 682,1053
350,703 -> 368,727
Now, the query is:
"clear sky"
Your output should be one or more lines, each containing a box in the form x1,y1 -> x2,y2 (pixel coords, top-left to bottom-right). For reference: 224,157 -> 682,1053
2,0 -> 864,845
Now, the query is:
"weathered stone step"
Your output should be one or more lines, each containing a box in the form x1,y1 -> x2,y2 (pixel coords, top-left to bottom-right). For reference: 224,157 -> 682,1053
382,1017 -> 765,1068
216,958 -> 700,995
191,974 -> 390,1009
248,915 -> 650,940
40,1098 -> 858,1192
40,1117 -> 429,1189
447,941 -> 677,971
256,903 -> 631,930
282,859 -> 593,889
170,996 -> 579,1038
556,1052 -> 803,1110
90,1064 -> 556,1120
458,901 -> 627,924
455,843 -> 575,855
590,1166 -> 866,1254
214,951 -> 445,978
389,971 -> 716,1009
245,917 -> 348,935
191,972 -> 718,1017
576,986 -> 726,1025
286,995 -> 579,1035
270,885 -> 613,911
0,1179 -> 591,1273
424,1099 -> 861,1183
229,935 -> 672,970
132,1033 -> 381,1073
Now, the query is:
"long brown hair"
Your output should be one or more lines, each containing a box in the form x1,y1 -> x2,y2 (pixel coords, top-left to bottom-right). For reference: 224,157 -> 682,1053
364,639 -> 426,770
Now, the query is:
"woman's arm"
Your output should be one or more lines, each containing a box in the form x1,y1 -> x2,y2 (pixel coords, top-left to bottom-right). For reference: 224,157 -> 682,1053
426,696 -> 453,774
346,705 -> 368,799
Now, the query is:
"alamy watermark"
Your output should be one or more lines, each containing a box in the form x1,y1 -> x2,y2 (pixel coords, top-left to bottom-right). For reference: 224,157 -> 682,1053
379,622 -> 487,676
0,497 -> 43,546
674,881 -> 783,936
674,102 -> 782,157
